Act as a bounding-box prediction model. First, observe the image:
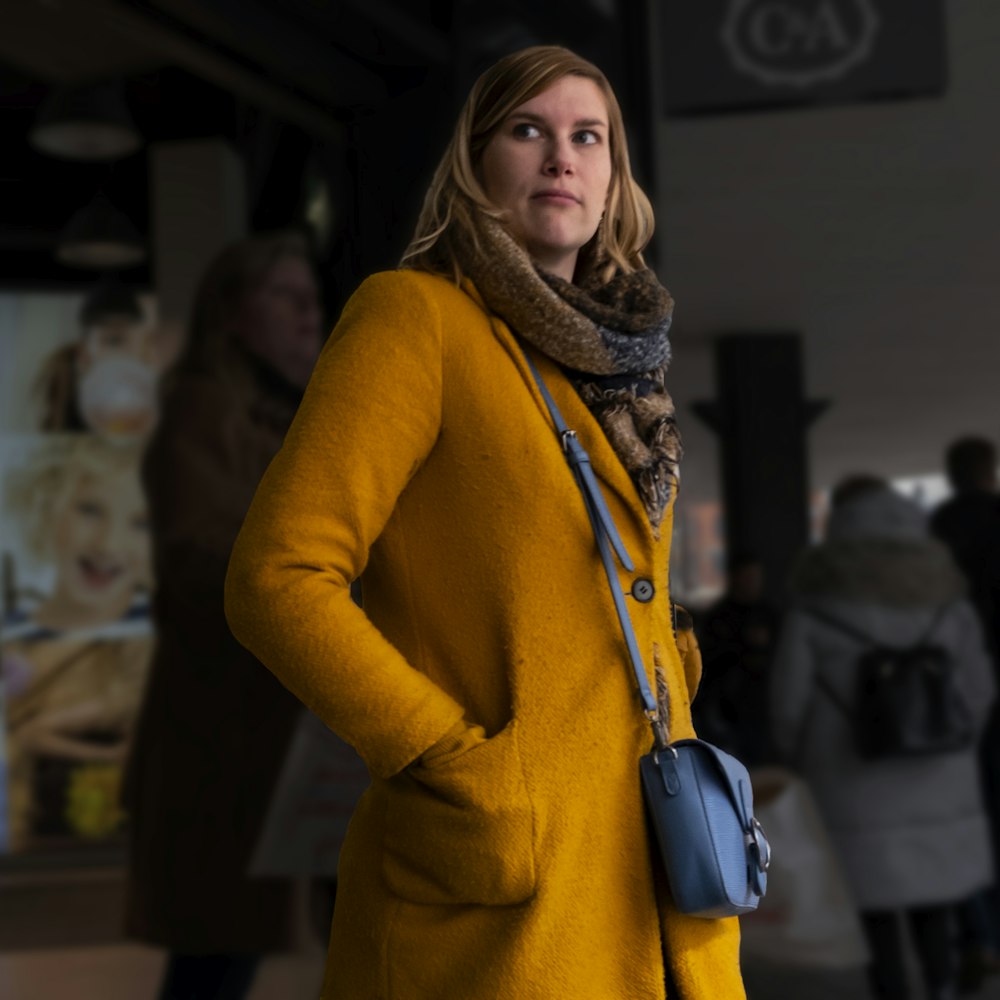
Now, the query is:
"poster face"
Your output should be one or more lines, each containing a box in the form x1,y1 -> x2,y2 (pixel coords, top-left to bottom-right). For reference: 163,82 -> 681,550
0,287 -> 173,856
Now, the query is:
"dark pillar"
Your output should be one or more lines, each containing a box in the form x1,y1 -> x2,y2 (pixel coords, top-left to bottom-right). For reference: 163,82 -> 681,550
693,333 -> 827,604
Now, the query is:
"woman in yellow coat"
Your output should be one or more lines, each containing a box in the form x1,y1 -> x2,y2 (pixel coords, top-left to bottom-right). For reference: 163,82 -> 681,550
225,46 -> 745,999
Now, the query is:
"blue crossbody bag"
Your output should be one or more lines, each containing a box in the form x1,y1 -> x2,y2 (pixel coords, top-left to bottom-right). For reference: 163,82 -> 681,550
523,350 -> 770,918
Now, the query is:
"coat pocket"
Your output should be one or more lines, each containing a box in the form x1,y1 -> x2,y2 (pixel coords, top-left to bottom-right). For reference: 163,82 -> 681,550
381,719 -> 536,906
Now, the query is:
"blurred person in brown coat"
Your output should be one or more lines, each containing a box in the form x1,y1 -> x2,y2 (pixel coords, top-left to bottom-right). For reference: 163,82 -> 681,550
122,233 -> 323,1000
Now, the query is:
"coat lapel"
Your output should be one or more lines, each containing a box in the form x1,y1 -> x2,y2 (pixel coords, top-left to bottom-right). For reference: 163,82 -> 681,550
460,279 -> 655,542
530,347 -> 656,542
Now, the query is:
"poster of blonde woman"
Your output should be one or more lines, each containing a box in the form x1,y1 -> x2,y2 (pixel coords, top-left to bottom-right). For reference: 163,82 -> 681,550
2,434 -> 152,635
0,433 -> 153,851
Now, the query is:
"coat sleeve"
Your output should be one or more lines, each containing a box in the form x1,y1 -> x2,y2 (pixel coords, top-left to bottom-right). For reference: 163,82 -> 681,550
224,271 -> 469,779
768,608 -> 816,762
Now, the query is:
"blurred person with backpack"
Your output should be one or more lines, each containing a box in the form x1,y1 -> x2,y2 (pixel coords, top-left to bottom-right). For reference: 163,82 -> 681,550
771,477 -> 995,1000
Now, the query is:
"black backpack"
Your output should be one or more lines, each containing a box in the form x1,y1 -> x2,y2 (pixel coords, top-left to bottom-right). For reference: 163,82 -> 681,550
807,606 -> 975,760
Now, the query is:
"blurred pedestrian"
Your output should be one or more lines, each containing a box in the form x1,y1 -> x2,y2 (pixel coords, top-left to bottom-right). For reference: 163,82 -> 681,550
122,232 -> 323,1000
932,436 -> 1000,988
694,551 -> 780,765
931,436 -> 1000,659
771,478 -> 995,1000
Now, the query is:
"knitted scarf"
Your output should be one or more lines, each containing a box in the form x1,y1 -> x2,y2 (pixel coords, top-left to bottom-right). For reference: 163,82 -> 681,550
454,212 -> 681,526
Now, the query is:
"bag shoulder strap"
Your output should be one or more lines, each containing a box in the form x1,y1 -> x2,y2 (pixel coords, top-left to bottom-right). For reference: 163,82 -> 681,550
804,602 -> 955,720
914,603 -> 952,647
801,607 -> 877,647
802,603 -> 952,652
521,349 -> 662,739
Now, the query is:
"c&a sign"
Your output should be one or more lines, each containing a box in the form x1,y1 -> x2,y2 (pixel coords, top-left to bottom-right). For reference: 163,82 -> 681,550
722,0 -> 880,88
660,0 -> 946,115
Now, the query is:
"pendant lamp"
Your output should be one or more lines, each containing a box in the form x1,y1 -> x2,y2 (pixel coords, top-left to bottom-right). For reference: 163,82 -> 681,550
56,192 -> 146,269
30,82 -> 141,161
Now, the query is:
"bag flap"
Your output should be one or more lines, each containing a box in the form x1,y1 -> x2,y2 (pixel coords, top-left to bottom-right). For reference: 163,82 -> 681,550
671,738 -> 754,829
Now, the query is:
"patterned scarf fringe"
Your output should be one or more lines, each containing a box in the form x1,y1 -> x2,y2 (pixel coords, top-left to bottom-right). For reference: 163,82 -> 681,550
451,209 -> 682,526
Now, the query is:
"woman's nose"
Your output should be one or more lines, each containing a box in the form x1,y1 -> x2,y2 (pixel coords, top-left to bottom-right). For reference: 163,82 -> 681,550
543,140 -> 574,176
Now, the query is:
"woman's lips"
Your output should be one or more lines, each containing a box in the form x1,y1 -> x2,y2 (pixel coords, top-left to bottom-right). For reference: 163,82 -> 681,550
77,556 -> 124,590
532,190 -> 580,205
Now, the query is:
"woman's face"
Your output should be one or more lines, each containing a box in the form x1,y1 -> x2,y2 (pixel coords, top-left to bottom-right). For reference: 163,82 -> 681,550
479,75 -> 613,282
51,466 -> 150,621
235,255 -> 322,390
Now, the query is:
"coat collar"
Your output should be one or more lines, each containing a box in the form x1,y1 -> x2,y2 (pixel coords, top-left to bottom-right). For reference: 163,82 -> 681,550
461,278 -> 657,542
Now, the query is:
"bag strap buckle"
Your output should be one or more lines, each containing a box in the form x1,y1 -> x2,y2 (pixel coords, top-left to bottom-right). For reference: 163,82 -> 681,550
746,817 -> 772,874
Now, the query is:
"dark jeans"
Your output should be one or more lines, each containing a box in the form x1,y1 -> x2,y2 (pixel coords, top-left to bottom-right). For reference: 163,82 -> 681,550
861,906 -> 953,1000
157,953 -> 260,1000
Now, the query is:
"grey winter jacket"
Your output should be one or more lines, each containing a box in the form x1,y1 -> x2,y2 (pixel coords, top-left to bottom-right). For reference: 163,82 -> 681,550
770,488 -> 995,910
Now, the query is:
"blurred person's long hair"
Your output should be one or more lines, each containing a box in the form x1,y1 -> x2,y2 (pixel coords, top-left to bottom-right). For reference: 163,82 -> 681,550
168,231 -> 311,397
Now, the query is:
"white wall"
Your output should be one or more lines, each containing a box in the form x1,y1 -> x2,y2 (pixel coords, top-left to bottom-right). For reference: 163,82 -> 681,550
658,0 -> 1000,502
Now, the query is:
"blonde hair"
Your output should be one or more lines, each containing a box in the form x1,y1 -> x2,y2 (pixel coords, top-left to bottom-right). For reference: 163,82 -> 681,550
400,45 -> 655,284
4,436 -> 144,564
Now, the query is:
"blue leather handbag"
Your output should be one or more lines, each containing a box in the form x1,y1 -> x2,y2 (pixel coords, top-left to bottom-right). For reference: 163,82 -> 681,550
523,350 -> 770,918
639,739 -> 769,917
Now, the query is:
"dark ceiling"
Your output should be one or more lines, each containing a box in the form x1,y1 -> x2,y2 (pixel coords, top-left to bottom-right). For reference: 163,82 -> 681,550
0,0 -> 641,294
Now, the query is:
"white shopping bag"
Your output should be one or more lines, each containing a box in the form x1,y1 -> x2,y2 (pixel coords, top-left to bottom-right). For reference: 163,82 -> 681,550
740,767 -> 869,969
250,708 -> 370,877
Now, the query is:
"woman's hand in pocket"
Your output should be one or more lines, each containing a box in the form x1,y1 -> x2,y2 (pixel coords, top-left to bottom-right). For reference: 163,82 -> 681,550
416,719 -> 487,770
383,719 -> 537,906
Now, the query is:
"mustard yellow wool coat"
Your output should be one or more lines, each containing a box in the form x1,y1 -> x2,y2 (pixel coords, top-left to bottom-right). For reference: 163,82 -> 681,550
225,269 -> 744,999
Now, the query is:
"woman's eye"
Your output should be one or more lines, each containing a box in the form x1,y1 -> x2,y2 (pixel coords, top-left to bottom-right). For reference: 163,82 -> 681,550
574,130 -> 600,145
512,122 -> 541,139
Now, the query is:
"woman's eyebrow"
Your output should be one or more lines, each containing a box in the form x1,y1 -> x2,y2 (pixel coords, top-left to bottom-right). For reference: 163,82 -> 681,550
508,111 -> 607,129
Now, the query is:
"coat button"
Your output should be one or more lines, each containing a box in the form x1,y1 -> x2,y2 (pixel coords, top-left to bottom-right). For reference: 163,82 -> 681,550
631,578 -> 655,603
